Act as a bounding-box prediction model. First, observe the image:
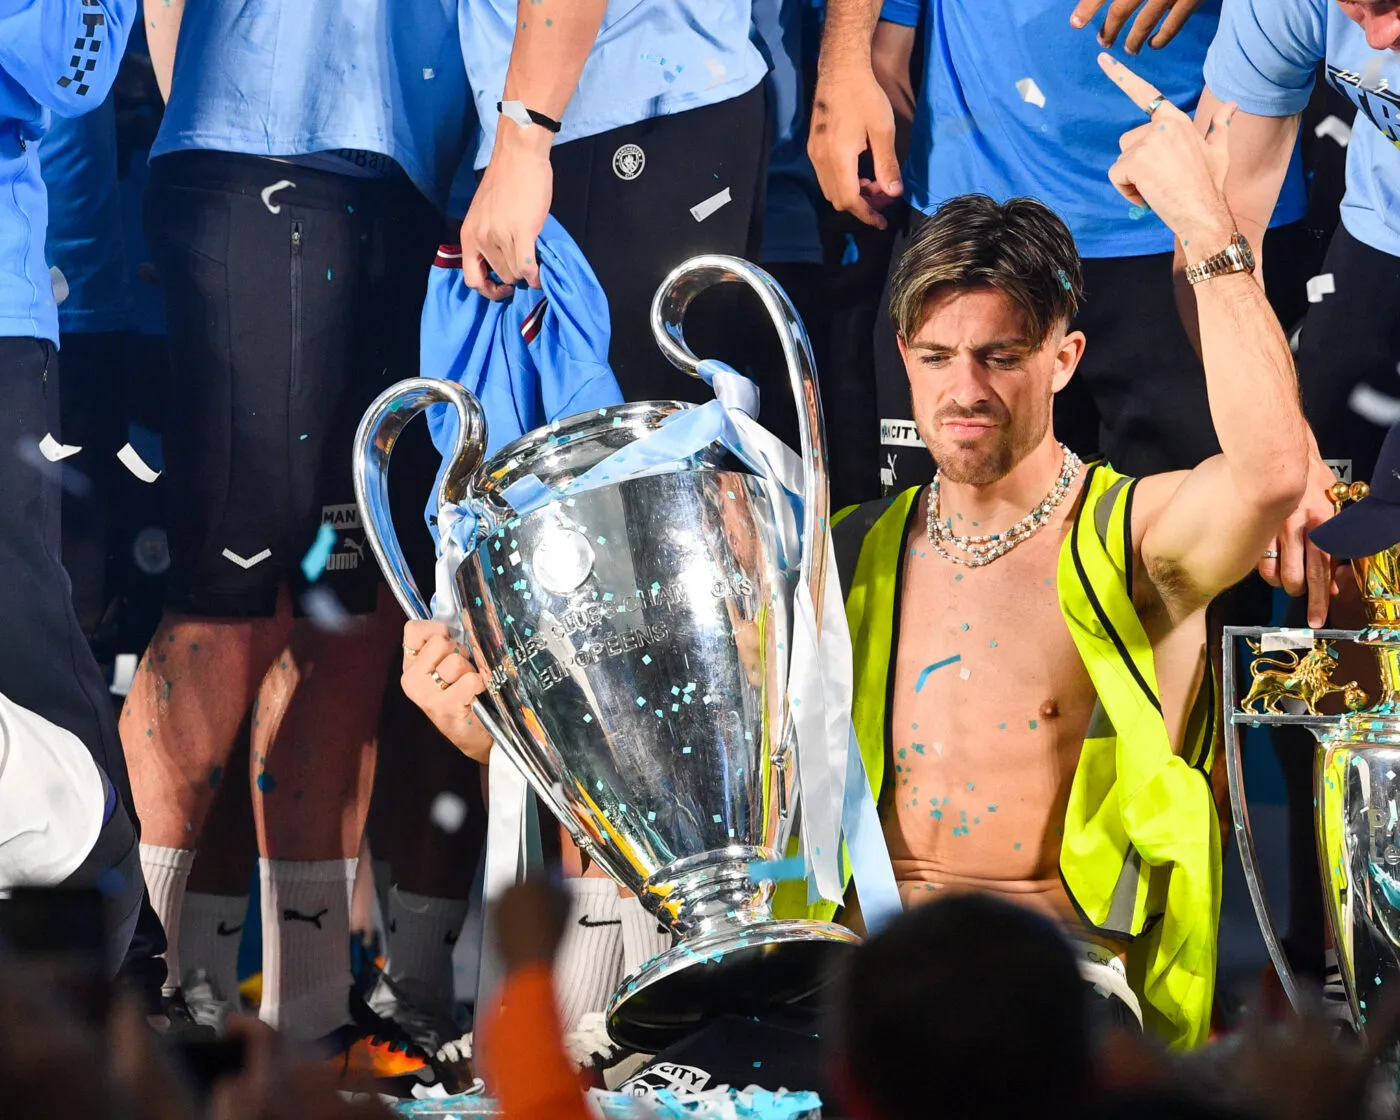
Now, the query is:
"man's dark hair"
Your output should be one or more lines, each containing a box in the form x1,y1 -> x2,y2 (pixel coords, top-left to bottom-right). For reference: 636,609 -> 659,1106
888,194 -> 1084,348
826,893 -> 1093,1120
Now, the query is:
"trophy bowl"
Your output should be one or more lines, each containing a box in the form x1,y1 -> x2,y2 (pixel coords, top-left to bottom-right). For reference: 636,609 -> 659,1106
353,257 -> 859,1052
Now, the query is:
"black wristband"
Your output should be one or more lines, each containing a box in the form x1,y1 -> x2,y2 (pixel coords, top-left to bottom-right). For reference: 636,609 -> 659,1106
497,100 -> 562,134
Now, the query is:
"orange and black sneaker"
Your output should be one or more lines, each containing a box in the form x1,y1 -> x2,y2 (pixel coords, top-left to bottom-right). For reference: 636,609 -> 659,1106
319,994 -> 458,1099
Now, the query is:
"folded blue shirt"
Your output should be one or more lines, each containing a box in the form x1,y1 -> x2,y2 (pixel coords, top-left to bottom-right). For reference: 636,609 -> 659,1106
421,215 -> 624,542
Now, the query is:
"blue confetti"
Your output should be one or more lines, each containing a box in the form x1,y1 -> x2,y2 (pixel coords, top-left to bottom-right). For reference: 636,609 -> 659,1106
747,854 -> 806,884
915,655 -> 962,691
841,232 -> 860,266
1127,204 -> 1152,221
300,522 -> 337,583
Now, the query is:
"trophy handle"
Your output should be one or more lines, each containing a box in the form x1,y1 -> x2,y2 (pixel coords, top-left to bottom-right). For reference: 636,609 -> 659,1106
649,256 -> 830,630
352,377 -> 488,622
353,378 -> 611,868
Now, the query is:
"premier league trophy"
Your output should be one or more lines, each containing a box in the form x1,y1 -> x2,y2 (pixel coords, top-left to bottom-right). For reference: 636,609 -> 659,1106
352,256 -> 858,1052
1223,479 -> 1400,1039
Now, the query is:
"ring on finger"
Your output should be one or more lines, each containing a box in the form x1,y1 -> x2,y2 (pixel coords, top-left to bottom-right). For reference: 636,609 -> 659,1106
403,644 -> 421,656
429,669 -> 449,691
1263,550 -> 1280,560
1145,94 -> 1168,118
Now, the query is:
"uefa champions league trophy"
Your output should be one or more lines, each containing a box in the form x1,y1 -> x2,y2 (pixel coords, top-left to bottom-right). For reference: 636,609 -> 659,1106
1222,480 -> 1400,1040
352,256 -> 859,1051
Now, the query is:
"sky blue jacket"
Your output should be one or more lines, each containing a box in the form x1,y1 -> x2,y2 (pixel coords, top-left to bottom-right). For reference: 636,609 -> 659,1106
0,0 -> 136,342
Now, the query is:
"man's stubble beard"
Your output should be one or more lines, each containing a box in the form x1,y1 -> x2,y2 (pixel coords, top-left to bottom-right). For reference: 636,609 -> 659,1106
914,392 -> 1052,487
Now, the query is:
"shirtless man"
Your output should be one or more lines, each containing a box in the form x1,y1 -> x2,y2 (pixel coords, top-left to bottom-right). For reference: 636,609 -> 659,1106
401,58 -> 1314,1049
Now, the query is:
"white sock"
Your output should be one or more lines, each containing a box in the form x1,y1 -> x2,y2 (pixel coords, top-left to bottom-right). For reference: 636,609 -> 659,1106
179,891 -> 248,1005
620,894 -> 673,976
139,844 -> 195,996
258,858 -> 356,1040
382,887 -> 470,1017
554,877 -> 625,1034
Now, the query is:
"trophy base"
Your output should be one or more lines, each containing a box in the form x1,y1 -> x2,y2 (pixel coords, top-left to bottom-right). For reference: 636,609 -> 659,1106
604,918 -> 860,1053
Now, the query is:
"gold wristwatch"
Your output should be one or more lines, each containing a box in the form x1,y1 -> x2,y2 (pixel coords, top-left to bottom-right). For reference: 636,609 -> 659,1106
1185,231 -> 1255,285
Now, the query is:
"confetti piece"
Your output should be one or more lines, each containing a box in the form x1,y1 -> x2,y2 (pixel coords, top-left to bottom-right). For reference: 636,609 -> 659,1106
747,854 -> 805,884
960,622 -> 969,631
1015,77 -> 1046,108
690,187 -> 732,222
110,653 -> 137,696
959,666 -> 971,680
703,57 -> 727,87
1314,114 -> 1352,147
1259,628 -> 1315,652
430,791 -> 467,833
222,547 -> 272,569
300,522 -> 337,582
118,442 -> 161,482
933,741 -> 944,755
841,233 -> 860,266
1127,204 -> 1152,220
915,655 -> 961,691
422,67 -> 435,79
300,586 -> 354,632
1307,273 -> 1336,303
39,433 -> 81,461
1349,384 -> 1400,426
256,770 -> 277,792
259,180 -> 296,214
49,264 -> 69,304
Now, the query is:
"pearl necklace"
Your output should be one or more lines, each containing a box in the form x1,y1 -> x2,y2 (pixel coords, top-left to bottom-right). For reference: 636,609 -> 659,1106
925,444 -> 1082,568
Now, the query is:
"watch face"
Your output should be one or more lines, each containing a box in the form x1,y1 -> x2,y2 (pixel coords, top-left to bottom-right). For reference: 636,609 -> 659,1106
1232,232 -> 1256,273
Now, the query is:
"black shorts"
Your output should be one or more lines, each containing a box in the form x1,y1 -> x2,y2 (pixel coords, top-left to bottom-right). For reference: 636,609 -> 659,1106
1297,223 -> 1400,487
546,83 -> 770,408
872,212 -> 1312,489
146,150 -> 444,618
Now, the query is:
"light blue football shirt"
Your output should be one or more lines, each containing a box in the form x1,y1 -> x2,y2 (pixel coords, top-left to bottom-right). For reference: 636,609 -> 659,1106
150,0 -> 473,209
1205,0 -> 1400,258
882,0 -> 1307,258
463,0 -> 769,170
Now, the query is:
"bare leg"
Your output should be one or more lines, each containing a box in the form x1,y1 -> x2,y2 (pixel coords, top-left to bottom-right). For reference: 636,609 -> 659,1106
123,599 -> 291,992
252,588 -> 400,1039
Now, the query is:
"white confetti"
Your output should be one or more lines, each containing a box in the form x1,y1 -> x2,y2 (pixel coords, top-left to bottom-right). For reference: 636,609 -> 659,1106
300,587 -> 355,633
430,791 -> 468,833
1306,273 -> 1336,303
1349,384 -> 1400,427
259,179 -> 297,215
1314,115 -> 1352,147
117,442 -> 161,482
39,433 -> 81,461
1260,628 -> 1315,652
703,57 -> 727,88
109,653 -> 138,697
49,265 -> 69,305
422,67 -> 435,80
221,547 -> 272,569
690,187 -> 731,223
933,741 -> 944,756
1015,78 -> 1046,108
958,667 -> 971,680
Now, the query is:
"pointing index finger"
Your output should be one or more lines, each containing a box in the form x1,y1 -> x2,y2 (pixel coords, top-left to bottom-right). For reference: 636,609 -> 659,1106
1097,52 -> 1164,114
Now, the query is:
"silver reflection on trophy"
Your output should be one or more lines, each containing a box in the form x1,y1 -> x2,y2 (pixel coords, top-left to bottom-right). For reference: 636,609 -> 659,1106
353,256 -> 859,1052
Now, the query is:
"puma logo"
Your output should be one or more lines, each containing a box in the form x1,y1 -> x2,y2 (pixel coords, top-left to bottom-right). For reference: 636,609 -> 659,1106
216,921 -> 244,937
578,916 -> 622,928
341,536 -> 366,560
282,907 -> 329,929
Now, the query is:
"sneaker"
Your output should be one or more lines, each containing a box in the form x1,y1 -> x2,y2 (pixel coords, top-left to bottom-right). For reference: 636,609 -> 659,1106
365,970 -> 475,1089
319,993 -> 463,1098
146,988 -> 219,1044
181,969 -> 239,1033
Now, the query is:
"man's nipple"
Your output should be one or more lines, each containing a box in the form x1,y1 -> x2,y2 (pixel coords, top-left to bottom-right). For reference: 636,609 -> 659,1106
1040,699 -> 1061,721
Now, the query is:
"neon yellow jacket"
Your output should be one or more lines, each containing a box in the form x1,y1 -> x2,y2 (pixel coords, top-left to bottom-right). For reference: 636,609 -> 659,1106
776,463 -> 1220,1048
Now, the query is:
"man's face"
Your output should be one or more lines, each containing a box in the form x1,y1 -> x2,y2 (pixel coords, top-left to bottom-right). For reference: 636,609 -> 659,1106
1338,0 -> 1400,50
898,287 -> 1083,486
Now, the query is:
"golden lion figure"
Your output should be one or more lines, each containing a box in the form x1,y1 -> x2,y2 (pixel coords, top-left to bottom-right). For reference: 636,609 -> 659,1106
1241,640 -> 1368,716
